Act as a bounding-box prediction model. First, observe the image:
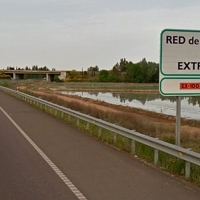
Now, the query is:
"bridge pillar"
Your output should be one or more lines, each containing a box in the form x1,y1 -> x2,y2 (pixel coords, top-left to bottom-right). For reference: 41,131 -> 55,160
13,73 -> 16,80
46,74 -> 54,82
46,74 -> 50,81
13,73 -> 24,80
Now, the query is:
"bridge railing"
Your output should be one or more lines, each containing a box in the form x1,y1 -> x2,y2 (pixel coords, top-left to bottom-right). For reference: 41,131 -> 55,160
0,86 -> 200,179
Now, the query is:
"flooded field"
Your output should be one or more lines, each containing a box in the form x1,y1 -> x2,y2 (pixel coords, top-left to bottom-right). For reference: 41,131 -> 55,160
61,91 -> 200,120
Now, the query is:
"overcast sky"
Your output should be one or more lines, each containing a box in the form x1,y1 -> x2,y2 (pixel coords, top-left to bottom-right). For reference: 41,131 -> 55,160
1,0 -> 200,71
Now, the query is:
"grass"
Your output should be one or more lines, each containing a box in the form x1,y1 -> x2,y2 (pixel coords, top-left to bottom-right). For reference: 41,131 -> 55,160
1,80 -> 200,186
0,80 -> 12,88
1,80 -> 199,143
1,80 -> 159,91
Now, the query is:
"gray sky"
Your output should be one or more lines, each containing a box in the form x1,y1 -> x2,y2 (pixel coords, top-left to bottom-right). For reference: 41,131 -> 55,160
1,0 -> 200,71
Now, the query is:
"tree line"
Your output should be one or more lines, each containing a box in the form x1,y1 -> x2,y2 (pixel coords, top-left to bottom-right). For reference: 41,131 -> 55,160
2,58 -> 159,83
6,65 -> 52,71
98,58 -> 159,83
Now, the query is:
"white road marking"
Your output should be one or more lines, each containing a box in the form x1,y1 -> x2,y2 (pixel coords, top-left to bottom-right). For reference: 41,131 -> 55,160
0,107 -> 88,200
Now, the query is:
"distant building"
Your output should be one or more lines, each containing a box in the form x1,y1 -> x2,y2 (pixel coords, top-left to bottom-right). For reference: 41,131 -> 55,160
58,72 -> 66,81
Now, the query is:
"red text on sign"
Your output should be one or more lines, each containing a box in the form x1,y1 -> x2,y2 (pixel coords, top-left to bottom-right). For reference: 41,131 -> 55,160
180,83 -> 200,89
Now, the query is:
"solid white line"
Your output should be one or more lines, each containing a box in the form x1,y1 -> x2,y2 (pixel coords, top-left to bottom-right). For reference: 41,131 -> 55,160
0,107 -> 88,200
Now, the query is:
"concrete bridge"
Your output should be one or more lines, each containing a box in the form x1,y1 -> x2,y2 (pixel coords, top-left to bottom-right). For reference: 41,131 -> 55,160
0,70 -> 65,81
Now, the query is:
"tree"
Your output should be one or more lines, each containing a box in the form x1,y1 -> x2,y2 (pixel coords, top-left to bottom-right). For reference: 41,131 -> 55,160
110,66 -> 121,82
87,65 -> 99,76
7,66 -> 15,70
125,62 -> 137,82
32,65 -> 38,70
125,58 -> 159,83
65,70 -> 83,82
113,58 -> 128,72
54,75 -> 63,82
0,72 -> 11,79
119,58 -> 128,72
146,62 -> 159,83
99,70 -> 109,82
111,58 -> 128,82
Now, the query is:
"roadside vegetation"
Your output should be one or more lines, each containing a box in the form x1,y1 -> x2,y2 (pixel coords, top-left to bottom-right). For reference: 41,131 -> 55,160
0,58 -> 200,186
0,71 -> 11,79
1,80 -> 200,186
1,80 -> 199,152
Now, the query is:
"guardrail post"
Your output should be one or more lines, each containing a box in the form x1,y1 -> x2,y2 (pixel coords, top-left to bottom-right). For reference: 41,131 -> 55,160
86,122 -> 89,130
77,118 -> 79,126
113,133 -> 117,144
98,127 -> 102,137
185,161 -> 191,179
61,111 -> 64,119
154,149 -> 158,165
55,109 -> 57,116
131,140 -> 136,155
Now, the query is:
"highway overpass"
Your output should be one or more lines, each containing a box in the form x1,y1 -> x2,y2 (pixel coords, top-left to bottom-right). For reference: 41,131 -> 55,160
0,70 -> 64,81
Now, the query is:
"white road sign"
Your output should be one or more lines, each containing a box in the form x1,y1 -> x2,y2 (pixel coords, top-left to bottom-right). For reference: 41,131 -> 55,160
159,29 -> 200,96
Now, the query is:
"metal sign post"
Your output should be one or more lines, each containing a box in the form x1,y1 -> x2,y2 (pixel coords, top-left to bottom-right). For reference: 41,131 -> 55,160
176,96 -> 181,146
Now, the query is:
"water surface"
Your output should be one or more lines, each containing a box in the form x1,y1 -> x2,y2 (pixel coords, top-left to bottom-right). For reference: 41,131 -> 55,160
61,91 -> 200,120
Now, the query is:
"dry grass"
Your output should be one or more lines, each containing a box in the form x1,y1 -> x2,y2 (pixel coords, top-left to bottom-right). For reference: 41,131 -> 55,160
21,88 -> 200,153
2,80 -> 200,185
3,80 -> 200,151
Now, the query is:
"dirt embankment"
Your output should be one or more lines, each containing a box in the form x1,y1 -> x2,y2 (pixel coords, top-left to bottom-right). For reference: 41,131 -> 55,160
28,88 -> 200,139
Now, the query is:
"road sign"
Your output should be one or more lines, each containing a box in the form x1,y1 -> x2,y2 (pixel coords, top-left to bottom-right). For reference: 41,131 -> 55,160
159,29 -> 200,96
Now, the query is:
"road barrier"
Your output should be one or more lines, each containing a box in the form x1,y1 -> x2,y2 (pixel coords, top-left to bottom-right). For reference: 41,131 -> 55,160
1,86 -> 200,179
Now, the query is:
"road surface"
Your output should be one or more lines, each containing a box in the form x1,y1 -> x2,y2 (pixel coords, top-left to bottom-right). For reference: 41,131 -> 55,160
0,90 -> 200,200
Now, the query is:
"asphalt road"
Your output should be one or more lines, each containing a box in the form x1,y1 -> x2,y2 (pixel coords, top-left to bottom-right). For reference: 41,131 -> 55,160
0,90 -> 200,200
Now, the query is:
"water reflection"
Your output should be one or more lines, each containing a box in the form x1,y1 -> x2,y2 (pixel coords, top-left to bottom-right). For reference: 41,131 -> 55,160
60,91 -> 200,120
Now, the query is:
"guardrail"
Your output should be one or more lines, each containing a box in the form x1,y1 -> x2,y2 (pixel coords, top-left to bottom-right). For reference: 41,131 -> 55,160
0,86 -> 200,179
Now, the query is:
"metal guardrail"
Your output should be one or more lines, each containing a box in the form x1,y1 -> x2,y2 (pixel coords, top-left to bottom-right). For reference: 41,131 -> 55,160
0,86 -> 200,179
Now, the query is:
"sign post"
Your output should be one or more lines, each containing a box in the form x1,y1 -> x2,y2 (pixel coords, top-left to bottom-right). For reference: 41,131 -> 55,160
159,29 -> 200,146
176,96 -> 181,146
